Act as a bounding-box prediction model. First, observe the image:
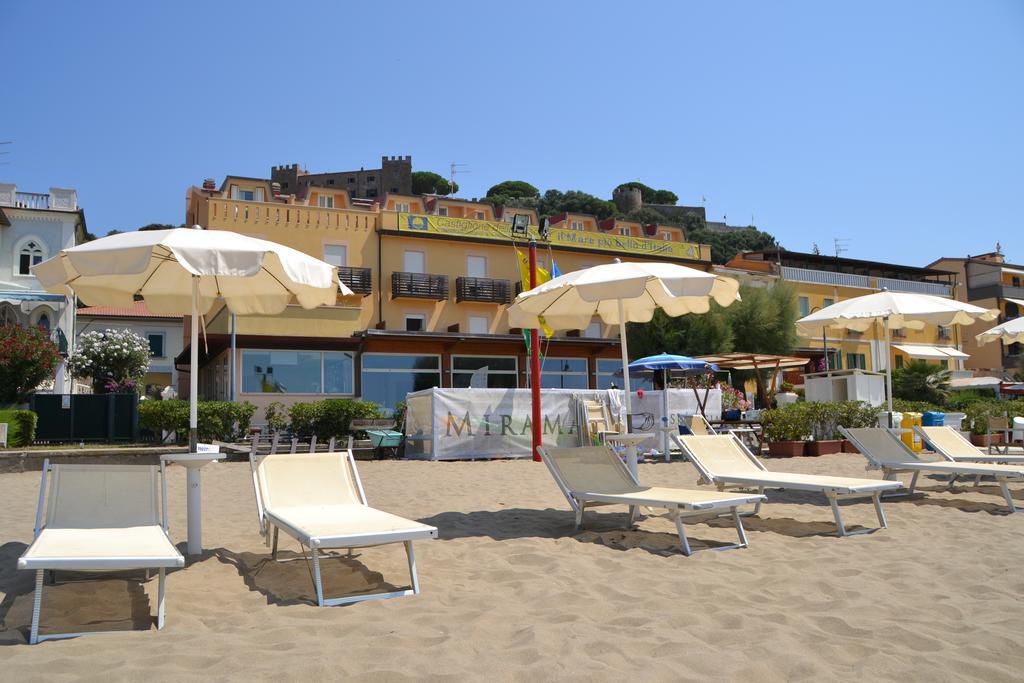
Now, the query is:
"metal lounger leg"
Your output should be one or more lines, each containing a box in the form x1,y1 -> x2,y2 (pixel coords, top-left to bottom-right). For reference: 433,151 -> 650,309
999,480 -> 1016,513
673,512 -> 692,556
733,509 -> 749,548
828,493 -> 847,537
157,568 -> 166,630
908,471 -> 919,495
30,570 -> 43,645
271,526 -> 279,560
873,492 -> 888,529
574,502 -> 585,530
628,505 -> 639,527
753,487 -> 764,516
311,547 -> 324,607
405,541 -> 420,595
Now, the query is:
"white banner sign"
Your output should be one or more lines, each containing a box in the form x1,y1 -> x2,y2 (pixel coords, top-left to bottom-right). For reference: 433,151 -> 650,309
404,387 -> 721,460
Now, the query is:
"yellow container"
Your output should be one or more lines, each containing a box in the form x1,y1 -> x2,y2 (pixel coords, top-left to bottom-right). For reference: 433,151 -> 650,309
901,412 -> 923,451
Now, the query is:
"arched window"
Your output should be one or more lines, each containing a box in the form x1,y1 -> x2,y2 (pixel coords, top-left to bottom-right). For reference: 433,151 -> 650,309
18,240 -> 45,275
36,313 -> 50,331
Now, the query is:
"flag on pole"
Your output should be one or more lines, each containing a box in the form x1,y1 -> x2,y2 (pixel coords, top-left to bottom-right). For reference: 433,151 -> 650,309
516,248 -> 554,337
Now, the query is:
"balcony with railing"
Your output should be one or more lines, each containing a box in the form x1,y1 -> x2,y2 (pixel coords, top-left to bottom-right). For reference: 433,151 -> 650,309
456,277 -> 512,304
392,272 -> 448,300
337,266 -> 372,296
876,277 -> 951,297
781,266 -> 872,289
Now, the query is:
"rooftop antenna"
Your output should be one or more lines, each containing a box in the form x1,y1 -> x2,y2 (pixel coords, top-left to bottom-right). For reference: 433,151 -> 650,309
834,238 -> 851,258
450,162 -> 469,196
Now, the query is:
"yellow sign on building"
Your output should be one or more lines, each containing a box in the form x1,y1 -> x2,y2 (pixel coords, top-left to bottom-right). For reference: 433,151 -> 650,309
396,213 -> 704,261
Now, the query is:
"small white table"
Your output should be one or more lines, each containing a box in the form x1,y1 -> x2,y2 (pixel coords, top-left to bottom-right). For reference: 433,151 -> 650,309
161,451 -> 221,556
606,432 -> 653,479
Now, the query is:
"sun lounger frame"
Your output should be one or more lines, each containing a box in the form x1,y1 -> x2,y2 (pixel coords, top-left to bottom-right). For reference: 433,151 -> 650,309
841,427 -> 1022,513
673,433 -> 898,537
20,459 -> 182,644
913,425 -> 1024,464
537,445 -> 764,556
250,449 -> 437,607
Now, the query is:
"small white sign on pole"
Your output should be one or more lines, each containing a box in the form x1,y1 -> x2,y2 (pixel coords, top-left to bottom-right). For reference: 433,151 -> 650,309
196,443 -> 220,454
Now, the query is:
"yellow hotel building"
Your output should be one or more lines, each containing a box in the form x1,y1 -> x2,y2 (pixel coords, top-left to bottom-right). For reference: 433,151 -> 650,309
724,250 -> 963,375
183,177 -> 713,418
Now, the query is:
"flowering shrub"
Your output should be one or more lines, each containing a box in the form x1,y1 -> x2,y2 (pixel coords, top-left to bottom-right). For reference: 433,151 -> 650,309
721,385 -> 751,412
0,324 -> 61,404
68,328 -> 151,394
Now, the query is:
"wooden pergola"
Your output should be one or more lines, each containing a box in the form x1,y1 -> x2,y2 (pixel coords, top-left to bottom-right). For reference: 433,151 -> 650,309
695,352 -> 812,407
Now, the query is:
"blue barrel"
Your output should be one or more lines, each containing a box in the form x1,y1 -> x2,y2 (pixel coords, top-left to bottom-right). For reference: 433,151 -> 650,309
922,411 -> 945,427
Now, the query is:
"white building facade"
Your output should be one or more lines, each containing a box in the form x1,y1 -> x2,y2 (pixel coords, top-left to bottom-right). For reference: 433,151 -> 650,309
0,183 -> 87,392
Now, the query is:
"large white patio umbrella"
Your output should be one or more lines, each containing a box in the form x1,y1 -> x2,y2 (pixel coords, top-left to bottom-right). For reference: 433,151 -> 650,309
508,259 -> 740,476
33,226 -> 347,449
796,290 -> 997,414
975,316 -> 1024,347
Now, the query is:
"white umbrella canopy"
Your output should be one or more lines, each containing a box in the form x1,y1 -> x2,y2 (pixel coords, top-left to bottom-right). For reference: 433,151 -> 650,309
34,227 -> 348,448
33,228 -> 343,315
795,290 -> 998,413
795,290 -> 997,335
976,317 -> 1024,346
508,259 -> 740,475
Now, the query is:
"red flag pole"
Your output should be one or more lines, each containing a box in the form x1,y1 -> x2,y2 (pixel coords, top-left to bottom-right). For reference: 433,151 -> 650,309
529,238 -> 543,462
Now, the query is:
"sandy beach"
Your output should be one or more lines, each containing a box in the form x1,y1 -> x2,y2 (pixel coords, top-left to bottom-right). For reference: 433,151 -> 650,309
2,452 -> 1024,682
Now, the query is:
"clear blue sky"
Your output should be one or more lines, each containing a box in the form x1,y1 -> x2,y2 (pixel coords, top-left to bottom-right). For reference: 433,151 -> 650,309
5,1 -> 1022,266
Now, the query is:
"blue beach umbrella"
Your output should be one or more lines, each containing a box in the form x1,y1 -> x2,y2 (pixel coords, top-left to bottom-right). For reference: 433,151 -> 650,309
627,353 -> 718,454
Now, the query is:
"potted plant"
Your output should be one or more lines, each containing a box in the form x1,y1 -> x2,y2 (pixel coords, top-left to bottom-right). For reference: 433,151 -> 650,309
775,381 -> 799,408
836,400 -> 878,452
966,402 -> 1003,447
721,386 -> 750,421
806,402 -> 842,456
761,403 -> 808,457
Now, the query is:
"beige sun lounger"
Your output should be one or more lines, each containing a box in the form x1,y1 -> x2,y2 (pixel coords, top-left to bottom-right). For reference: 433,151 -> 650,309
841,427 -> 1024,513
17,460 -> 184,644
250,450 -> 437,606
537,445 -> 765,555
674,434 -> 901,536
915,425 -> 1024,464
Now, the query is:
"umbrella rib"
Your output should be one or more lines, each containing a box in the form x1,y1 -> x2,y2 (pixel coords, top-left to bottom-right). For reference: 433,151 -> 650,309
134,247 -> 177,296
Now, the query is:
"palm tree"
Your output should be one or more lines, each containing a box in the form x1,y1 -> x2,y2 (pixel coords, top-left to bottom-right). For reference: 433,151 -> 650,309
892,360 -> 951,405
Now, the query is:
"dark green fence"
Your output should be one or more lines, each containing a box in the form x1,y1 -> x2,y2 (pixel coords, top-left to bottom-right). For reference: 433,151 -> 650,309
29,394 -> 140,443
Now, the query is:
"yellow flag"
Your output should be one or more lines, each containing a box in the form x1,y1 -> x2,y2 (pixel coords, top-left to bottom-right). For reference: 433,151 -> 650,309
516,248 -> 554,338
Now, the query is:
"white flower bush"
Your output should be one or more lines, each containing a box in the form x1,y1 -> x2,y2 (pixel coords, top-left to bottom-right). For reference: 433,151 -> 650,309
68,328 -> 152,393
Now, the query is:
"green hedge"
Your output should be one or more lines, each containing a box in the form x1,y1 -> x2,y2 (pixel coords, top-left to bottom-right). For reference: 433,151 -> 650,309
962,399 -> 1024,435
761,401 -> 878,442
0,409 -> 38,447
138,400 -> 256,441
286,398 -> 382,437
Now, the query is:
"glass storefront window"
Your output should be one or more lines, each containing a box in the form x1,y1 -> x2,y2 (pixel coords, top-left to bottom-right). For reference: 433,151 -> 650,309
539,357 -> 589,389
241,350 -> 353,394
451,355 -> 518,388
595,358 -> 653,391
361,353 -> 442,413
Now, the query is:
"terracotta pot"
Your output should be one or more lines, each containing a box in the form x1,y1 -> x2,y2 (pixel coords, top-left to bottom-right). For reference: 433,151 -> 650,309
767,440 -> 806,457
841,439 -> 859,453
970,433 -> 1004,447
806,440 -> 842,456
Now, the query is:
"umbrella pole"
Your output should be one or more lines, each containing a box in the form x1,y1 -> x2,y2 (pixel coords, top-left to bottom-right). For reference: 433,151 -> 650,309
189,276 -> 199,452
617,299 -> 638,477
884,315 -> 894,423
661,368 -> 670,457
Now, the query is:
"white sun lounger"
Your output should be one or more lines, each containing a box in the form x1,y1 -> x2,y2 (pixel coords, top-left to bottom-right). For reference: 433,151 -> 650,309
674,434 -> 902,536
17,460 -> 184,645
914,425 -> 1024,464
841,427 -> 1024,513
250,450 -> 437,606
537,445 -> 765,555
